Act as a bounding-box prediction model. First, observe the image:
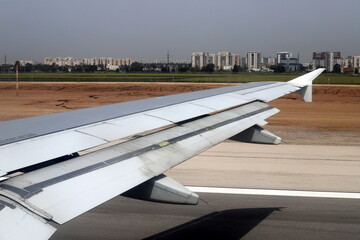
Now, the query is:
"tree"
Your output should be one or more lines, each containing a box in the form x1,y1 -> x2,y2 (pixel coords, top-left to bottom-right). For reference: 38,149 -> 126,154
51,63 -> 57,72
298,64 -> 305,72
355,68 -> 359,74
232,65 -> 240,73
178,66 -> 188,73
161,66 -> 170,72
270,65 -> 286,73
333,64 -> 341,73
278,65 -> 286,73
130,62 -> 143,72
24,63 -> 33,72
14,61 -> 20,73
202,63 -> 215,73
189,67 -> 200,72
122,65 -> 130,72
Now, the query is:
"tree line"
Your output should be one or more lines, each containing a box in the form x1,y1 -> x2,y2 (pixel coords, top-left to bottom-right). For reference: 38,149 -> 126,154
3,62 -> 342,74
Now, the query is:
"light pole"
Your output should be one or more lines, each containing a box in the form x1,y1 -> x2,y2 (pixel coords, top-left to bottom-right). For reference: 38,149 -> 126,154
15,60 -> 20,96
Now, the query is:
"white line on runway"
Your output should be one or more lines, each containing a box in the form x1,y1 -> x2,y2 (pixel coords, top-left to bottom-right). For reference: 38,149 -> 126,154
186,186 -> 360,199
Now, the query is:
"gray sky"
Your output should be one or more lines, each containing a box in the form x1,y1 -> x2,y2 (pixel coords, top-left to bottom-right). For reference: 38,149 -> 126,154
1,0 -> 359,63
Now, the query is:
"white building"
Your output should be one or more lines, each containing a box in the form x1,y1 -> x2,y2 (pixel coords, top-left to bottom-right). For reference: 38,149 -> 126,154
107,64 -> 119,71
353,55 -> 360,70
19,60 -> 35,66
262,57 -> 275,66
247,51 -> 261,71
341,56 -> 352,71
234,54 -> 246,68
45,57 -> 132,67
216,52 -> 234,70
276,52 -> 292,64
275,52 -> 299,71
312,52 -> 342,72
208,53 -> 217,66
191,52 -> 209,69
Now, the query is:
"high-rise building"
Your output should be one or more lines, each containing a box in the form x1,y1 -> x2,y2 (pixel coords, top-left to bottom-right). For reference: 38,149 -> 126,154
191,52 -> 209,69
247,52 -> 261,71
341,56 -> 353,72
216,52 -> 234,70
276,52 -> 292,64
312,52 -> 342,72
208,53 -> 216,66
262,57 -> 275,66
234,54 -> 246,69
276,52 -> 299,71
353,55 -> 360,70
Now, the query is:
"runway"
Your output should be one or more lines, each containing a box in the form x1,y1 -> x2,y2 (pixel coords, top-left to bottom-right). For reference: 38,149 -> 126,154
51,193 -> 360,240
50,142 -> 360,239
166,142 -> 360,192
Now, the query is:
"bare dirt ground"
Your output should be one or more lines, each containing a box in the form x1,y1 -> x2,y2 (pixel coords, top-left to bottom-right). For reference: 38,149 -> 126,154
1,82 -> 359,146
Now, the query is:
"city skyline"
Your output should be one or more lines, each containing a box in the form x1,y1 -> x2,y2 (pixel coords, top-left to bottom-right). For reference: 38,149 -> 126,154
1,0 -> 359,63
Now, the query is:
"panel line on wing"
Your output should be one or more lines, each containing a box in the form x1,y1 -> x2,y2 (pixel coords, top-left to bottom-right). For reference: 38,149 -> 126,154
74,130 -> 110,143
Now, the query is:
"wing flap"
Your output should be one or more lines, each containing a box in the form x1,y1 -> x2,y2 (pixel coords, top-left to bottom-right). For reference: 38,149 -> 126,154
0,196 -> 56,240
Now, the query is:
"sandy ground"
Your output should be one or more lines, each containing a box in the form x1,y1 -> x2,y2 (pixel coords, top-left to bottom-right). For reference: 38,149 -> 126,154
0,82 -> 359,145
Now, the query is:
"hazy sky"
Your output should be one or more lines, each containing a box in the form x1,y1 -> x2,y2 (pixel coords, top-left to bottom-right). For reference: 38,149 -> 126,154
1,0 -> 359,63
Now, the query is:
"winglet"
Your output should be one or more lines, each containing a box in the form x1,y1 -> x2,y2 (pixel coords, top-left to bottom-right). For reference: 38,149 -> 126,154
288,68 -> 325,87
288,68 -> 325,102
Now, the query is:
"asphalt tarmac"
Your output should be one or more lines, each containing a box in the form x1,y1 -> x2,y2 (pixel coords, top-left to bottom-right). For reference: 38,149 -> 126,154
50,143 -> 360,239
51,193 -> 360,240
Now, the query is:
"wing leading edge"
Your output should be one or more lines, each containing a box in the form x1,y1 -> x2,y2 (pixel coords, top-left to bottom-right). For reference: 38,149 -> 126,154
0,69 -> 324,239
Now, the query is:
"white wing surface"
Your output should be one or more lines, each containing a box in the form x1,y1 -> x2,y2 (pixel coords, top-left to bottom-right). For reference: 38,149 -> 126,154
0,69 -> 324,239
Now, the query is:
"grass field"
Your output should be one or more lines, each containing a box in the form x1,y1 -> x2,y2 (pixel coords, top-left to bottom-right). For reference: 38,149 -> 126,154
0,72 -> 359,84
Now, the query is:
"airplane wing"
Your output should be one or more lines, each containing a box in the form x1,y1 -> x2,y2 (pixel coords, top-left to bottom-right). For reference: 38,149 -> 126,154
0,69 -> 324,239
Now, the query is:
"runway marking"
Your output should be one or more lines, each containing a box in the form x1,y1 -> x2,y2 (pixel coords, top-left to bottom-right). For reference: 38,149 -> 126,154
186,186 -> 360,199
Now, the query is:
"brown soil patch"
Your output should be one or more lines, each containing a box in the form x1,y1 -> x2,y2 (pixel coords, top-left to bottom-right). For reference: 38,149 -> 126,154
1,82 -> 359,146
